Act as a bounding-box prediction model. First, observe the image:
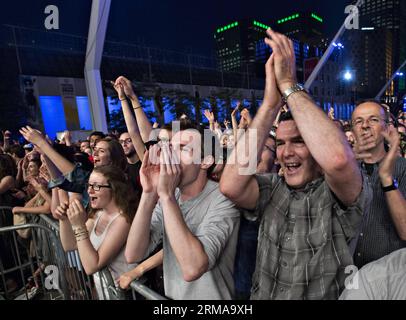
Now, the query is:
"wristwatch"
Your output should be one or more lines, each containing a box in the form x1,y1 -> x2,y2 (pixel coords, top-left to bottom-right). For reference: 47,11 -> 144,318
382,179 -> 398,192
282,83 -> 306,103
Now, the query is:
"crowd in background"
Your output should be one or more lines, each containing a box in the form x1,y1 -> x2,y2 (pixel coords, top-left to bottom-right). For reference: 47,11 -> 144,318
0,29 -> 406,300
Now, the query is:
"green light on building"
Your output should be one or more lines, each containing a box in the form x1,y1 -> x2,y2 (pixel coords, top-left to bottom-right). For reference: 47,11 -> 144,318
216,21 -> 239,33
277,13 -> 300,24
311,13 -> 323,23
253,20 -> 269,30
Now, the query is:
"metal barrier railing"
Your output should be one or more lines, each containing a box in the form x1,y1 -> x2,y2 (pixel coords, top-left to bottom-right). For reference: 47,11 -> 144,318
37,214 -> 98,300
0,207 -> 70,300
0,206 -> 166,300
130,279 -> 167,300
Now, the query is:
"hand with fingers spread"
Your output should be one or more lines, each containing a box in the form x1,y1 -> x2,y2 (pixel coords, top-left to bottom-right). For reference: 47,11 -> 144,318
140,145 -> 161,194
224,119 -> 230,129
379,126 -> 401,185
204,110 -> 215,123
19,126 -> 47,147
115,76 -> 137,101
157,143 -> 181,199
66,199 -> 87,228
53,201 -> 69,221
264,29 -> 297,93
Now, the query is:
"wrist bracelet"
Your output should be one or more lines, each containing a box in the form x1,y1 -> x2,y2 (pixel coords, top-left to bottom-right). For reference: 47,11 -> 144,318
133,106 -> 142,110
73,225 -> 87,234
119,98 -> 127,101
76,233 -> 89,242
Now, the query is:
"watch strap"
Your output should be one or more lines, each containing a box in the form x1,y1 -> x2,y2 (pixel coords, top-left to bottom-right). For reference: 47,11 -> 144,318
382,179 -> 398,192
282,83 -> 306,103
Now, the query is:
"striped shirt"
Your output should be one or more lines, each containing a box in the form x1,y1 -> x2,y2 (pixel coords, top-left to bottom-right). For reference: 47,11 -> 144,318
247,173 -> 371,300
354,157 -> 406,268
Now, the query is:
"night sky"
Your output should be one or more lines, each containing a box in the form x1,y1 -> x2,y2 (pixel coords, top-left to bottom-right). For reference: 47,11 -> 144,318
2,0 -> 350,56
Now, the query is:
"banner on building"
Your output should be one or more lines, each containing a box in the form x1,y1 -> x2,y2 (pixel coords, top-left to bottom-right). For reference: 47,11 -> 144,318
20,75 -> 43,129
59,78 -> 80,130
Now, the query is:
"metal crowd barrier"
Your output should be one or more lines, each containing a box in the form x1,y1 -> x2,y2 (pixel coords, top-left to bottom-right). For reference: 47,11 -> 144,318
38,214 -> 167,300
0,207 -> 69,300
0,206 -> 166,300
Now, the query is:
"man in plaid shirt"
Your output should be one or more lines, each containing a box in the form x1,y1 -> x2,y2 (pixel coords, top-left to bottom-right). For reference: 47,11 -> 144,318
220,29 -> 371,300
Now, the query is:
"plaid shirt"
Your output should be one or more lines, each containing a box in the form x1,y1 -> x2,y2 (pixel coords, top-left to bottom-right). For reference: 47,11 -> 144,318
247,173 -> 371,300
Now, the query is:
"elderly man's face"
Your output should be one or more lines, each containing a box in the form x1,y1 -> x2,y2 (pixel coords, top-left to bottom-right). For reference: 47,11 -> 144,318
351,102 -> 387,151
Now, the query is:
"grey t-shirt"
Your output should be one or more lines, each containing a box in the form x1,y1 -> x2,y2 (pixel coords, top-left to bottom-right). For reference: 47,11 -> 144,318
340,248 -> 406,300
146,180 -> 240,300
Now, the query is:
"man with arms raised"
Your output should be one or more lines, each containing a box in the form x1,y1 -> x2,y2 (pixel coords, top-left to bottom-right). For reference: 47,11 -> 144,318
220,29 -> 371,300
125,121 -> 239,300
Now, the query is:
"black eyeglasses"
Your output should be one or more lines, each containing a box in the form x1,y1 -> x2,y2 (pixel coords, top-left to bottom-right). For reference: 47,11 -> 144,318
87,183 -> 111,191
119,138 -> 132,145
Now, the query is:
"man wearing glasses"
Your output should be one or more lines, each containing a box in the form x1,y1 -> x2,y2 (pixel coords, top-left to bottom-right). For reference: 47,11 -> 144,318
351,101 -> 406,269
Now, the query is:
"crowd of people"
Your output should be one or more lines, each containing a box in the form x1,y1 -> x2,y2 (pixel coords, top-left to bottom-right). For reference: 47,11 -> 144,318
0,29 -> 405,300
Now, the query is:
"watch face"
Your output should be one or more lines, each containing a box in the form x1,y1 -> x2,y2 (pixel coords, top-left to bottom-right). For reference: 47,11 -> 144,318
394,179 -> 398,188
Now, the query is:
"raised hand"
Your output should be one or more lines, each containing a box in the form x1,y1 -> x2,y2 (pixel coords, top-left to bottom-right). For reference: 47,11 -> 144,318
66,199 -> 87,228
157,142 -> 181,199
379,126 -> 401,185
231,102 -> 240,117
111,80 -> 126,100
224,119 -> 230,128
19,126 -> 46,147
53,201 -> 69,221
140,145 -> 161,194
328,106 -> 335,120
238,116 -> 248,130
115,76 -> 137,101
240,109 -> 252,126
264,29 -> 297,94
64,130 -> 72,146
204,110 -> 215,123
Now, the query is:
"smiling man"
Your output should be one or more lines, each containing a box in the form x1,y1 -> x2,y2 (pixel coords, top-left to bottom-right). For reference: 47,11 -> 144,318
220,29 -> 371,300
351,101 -> 406,268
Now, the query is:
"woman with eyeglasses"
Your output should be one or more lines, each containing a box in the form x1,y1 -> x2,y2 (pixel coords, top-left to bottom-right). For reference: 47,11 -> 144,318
55,165 -> 138,299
